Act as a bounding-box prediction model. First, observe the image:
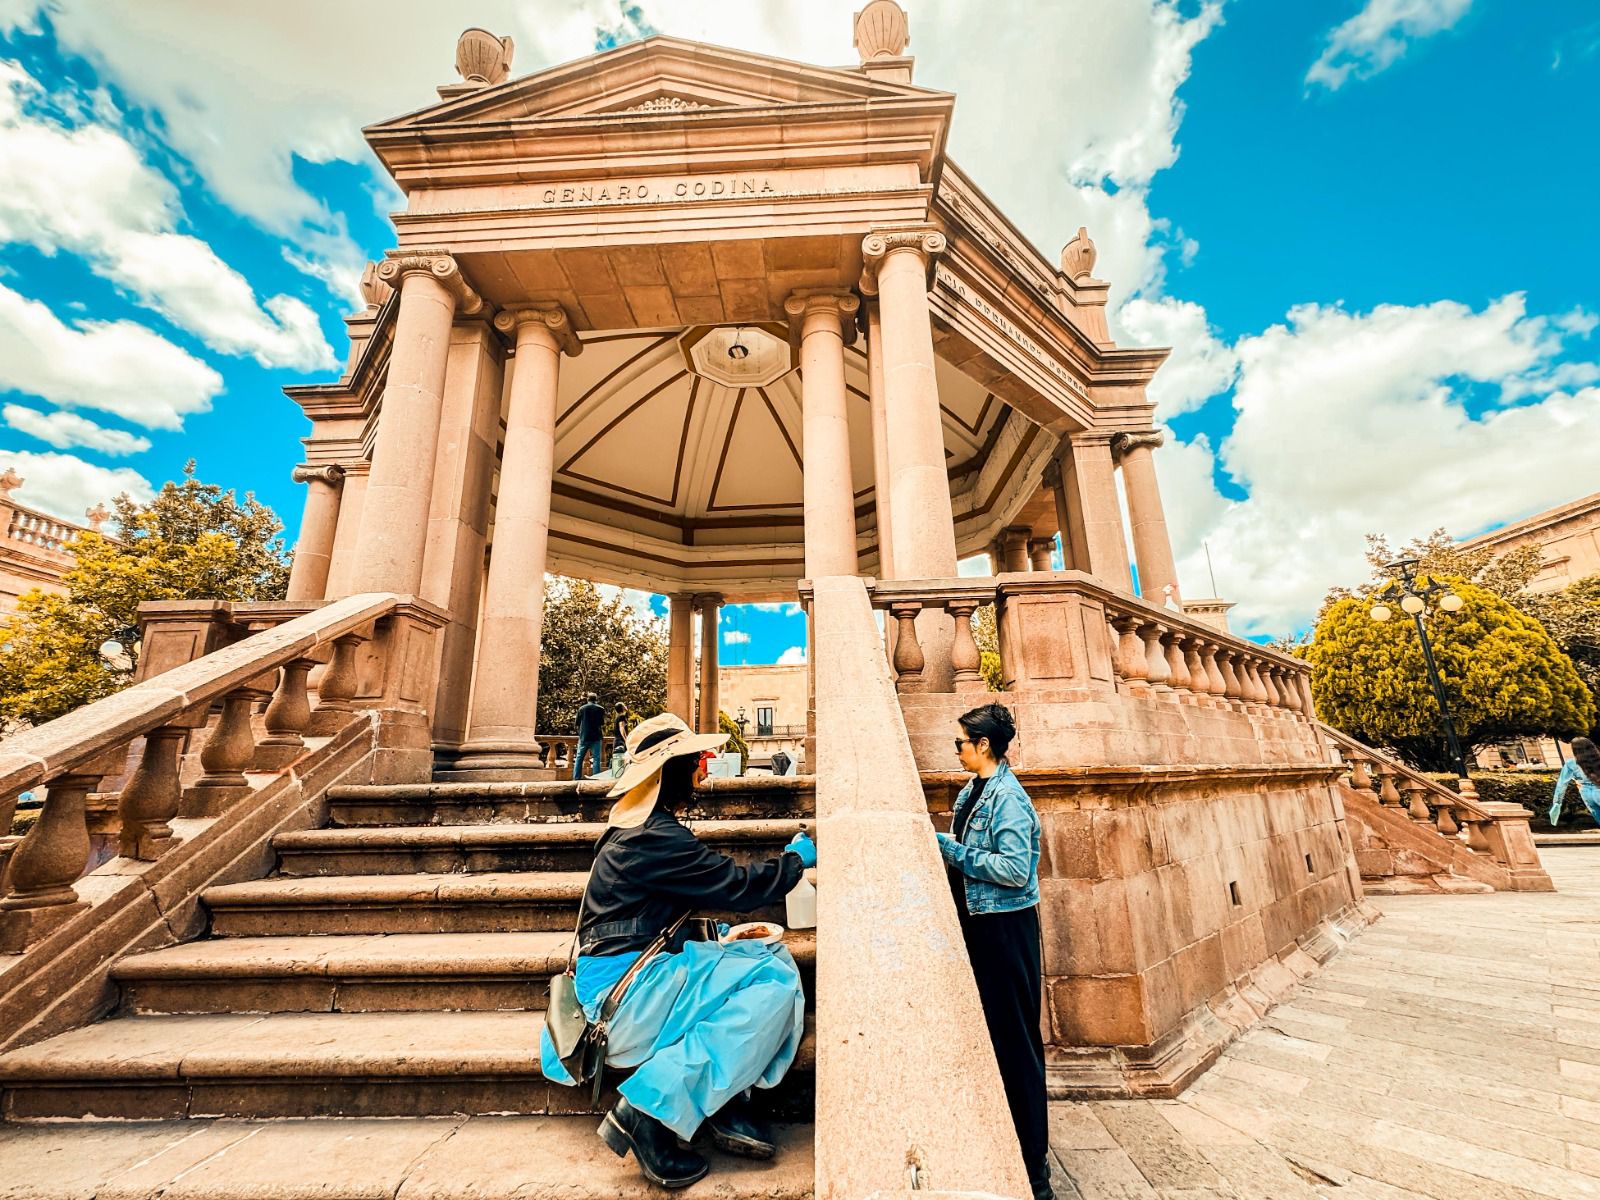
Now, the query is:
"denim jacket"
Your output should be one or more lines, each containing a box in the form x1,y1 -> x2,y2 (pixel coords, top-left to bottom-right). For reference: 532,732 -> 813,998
937,760 -> 1041,915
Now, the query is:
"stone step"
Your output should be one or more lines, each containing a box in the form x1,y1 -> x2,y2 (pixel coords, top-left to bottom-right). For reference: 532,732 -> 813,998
202,872 -> 788,937
113,930 -> 818,1015
0,1115 -> 815,1199
0,1010 -> 815,1121
274,819 -> 807,876
326,776 -> 815,828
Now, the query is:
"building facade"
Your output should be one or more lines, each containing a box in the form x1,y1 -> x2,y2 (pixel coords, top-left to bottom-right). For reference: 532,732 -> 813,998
0,469 -> 108,615
1460,490 -> 1600,594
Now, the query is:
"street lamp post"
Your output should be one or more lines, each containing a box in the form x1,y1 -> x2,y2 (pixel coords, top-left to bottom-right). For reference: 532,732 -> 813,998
1369,557 -> 1469,779
735,706 -> 748,739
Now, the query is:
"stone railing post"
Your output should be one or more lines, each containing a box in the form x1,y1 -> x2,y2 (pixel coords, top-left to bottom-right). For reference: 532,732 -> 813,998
307,632 -> 364,736
184,687 -> 261,817
1140,620 -> 1171,690
353,599 -> 451,785
948,600 -> 984,693
1400,780 -> 1432,823
889,602 -> 925,693
995,579 -> 1116,693
1376,767 -> 1402,807
1161,629 -> 1190,696
255,658 -> 317,770
118,725 -> 188,860
1111,615 -> 1149,690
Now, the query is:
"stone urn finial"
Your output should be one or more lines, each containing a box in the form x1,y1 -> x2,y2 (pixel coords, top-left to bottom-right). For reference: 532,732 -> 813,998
854,0 -> 910,61
1061,226 -> 1097,280
85,503 -> 110,532
455,28 -> 515,86
0,467 -> 21,499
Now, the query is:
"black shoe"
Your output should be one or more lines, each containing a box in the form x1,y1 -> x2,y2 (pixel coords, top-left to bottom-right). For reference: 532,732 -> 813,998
706,1093 -> 777,1160
599,1098 -> 711,1189
1031,1174 -> 1056,1200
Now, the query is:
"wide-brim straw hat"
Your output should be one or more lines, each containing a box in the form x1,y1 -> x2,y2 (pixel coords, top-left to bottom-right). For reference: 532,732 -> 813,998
604,712 -> 729,825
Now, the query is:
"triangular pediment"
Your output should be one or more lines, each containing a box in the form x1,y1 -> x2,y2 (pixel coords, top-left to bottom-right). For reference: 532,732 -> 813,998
371,35 -> 944,132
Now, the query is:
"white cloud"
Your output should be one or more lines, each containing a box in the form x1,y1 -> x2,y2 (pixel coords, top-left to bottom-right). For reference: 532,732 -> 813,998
0,61 -> 334,370
593,581 -> 664,623
958,554 -> 992,577
1170,294 -> 1595,636
3,405 -> 150,455
0,449 -> 152,522
1116,297 -> 1238,419
0,282 -> 221,430
777,645 -> 807,665
723,629 -> 751,645
748,601 -> 803,616
1308,0 -> 1472,91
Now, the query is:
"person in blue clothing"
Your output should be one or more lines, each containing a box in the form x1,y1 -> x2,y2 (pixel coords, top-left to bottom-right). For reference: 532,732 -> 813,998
936,702 -> 1054,1200
1549,737 -> 1600,827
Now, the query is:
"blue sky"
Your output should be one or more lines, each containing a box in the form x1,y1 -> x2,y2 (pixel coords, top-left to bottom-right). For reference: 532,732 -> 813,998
0,0 -> 1594,665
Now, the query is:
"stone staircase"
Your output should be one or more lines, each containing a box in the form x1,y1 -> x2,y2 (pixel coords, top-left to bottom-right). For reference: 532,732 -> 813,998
0,776 -> 818,1195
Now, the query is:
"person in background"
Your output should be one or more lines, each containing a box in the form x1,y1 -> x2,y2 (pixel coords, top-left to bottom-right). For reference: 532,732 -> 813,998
1549,737 -> 1600,827
612,702 -> 631,773
936,702 -> 1053,1200
574,692 -> 606,780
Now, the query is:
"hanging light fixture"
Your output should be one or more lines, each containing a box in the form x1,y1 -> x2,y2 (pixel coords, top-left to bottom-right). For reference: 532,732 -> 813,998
727,328 -> 750,360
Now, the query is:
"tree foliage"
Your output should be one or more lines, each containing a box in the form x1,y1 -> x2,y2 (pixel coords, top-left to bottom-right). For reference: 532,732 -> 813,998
972,604 -> 1003,692
536,577 -> 667,735
0,463 -> 289,727
1306,578 -> 1595,770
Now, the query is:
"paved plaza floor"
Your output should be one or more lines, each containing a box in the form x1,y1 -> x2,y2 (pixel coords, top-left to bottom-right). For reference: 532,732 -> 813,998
1048,847 -> 1600,1200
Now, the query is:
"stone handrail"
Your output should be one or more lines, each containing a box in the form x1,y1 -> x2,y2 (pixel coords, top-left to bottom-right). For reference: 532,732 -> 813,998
1318,721 -> 1498,851
864,577 -> 999,693
6,509 -> 77,551
0,592 -> 438,952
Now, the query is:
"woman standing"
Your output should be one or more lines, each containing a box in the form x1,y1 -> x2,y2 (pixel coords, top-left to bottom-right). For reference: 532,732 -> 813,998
538,712 -> 816,1190
936,702 -> 1053,1200
1549,737 -> 1600,827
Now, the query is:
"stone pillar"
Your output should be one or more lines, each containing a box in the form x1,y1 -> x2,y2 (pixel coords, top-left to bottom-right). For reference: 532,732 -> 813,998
1028,535 -> 1056,572
1114,430 -> 1182,605
997,526 -> 1031,574
456,308 -> 578,769
350,253 -> 482,596
667,594 -> 695,722
696,594 -> 722,733
286,464 -> 344,601
864,298 -> 895,579
1050,432 -> 1132,591
862,228 -> 958,688
323,463 -> 368,600
787,290 -> 862,579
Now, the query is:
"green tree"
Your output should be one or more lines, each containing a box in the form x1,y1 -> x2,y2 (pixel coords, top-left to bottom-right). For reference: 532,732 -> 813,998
972,604 -> 1003,691
1306,579 -> 1595,770
719,709 -> 749,771
0,463 -> 290,727
536,577 -> 667,735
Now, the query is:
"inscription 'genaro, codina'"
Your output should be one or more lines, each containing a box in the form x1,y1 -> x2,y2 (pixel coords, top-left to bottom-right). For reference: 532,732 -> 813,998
539,176 -> 779,205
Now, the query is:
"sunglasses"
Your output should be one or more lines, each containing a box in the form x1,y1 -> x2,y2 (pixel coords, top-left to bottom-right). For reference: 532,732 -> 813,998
954,737 -> 977,752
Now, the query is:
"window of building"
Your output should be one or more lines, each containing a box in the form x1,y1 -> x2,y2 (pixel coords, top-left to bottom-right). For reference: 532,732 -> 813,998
757,706 -> 775,736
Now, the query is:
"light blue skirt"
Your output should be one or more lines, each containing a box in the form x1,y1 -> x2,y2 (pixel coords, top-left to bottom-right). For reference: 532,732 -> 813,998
539,938 -> 806,1140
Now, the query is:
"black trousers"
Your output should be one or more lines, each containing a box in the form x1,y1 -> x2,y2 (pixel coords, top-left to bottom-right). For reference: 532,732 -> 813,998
958,902 -> 1050,1189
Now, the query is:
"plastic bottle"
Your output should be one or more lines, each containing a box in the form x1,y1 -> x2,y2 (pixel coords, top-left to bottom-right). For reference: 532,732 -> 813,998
785,868 -> 817,929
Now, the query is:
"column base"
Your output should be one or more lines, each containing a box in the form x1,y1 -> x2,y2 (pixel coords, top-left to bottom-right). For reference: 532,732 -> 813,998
434,740 -> 556,784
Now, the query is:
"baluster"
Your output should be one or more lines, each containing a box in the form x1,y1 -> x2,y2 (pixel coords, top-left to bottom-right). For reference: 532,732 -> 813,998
948,600 -> 984,693
1163,630 -> 1190,694
307,633 -> 362,736
1435,802 -> 1459,836
184,688 -> 260,816
1376,767 -> 1402,807
890,602 -> 926,694
0,768 -> 105,951
1182,638 -> 1209,703
1401,780 -> 1432,823
1281,669 -> 1306,714
255,658 -> 316,769
1112,615 -> 1149,686
1216,649 -> 1243,705
1463,817 -> 1492,853
1259,666 -> 1284,710
1348,756 -> 1375,793
1198,642 -> 1225,699
1247,660 -> 1271,707
119,725 -> 186,860
1141,621 -> 1170,689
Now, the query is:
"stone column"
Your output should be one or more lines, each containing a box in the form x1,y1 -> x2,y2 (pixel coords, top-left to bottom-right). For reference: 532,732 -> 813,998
787,290 -> 862,579
864,298 -> 894,579
862,228 -> 958,688
1114,430 -> 1182,605
667,594 -> 695,722
456,307 -> 579,769
1028,536 -> 1056,572
285,464 -> 344,602
1050,432 -> 1132,591
997,526 -> 1031,573
350,253 -> 482,596
322,463 -> 368,599
696,594 -> 722,733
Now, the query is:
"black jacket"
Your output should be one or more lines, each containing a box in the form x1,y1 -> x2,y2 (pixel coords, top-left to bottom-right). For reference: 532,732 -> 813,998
578,808 -> 804,957
576,702 -> 606,742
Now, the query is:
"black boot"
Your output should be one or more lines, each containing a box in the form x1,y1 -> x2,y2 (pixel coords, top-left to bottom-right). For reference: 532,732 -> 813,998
706,1092 -> 777,1159
599,1097 -> 710,1189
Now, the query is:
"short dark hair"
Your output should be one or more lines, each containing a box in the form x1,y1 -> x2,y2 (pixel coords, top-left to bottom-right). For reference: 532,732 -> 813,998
586,691 -> 597,703
1574,737 -> 1600,785
614,701 -> 626,711
958,702 -> 1016,758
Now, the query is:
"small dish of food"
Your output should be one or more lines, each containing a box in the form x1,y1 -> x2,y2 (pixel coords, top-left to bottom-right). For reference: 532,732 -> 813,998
720,921 -> 784,946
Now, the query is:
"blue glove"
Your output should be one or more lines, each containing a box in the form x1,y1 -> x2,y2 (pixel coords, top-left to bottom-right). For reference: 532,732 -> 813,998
787,831 -> 817,868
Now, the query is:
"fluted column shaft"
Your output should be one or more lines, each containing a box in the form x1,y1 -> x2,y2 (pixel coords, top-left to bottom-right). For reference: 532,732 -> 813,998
1116,431 -> 1181,605
350,255 -> 481,595
788,291 -> 861,579
697,595 -> 722,734
459,308 -> 575,762
286,465 -> 344,602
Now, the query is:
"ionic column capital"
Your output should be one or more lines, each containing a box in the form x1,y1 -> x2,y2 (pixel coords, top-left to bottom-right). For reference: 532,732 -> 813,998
376,251 -> 484,316
494,303 -> 583,357
1110,429 -> 1166,462
784,289 -> 861,345
860,227 -> 946,295
291,463 -> 345,489
1040,459 -> 1064,491
692,592 -> 725,611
